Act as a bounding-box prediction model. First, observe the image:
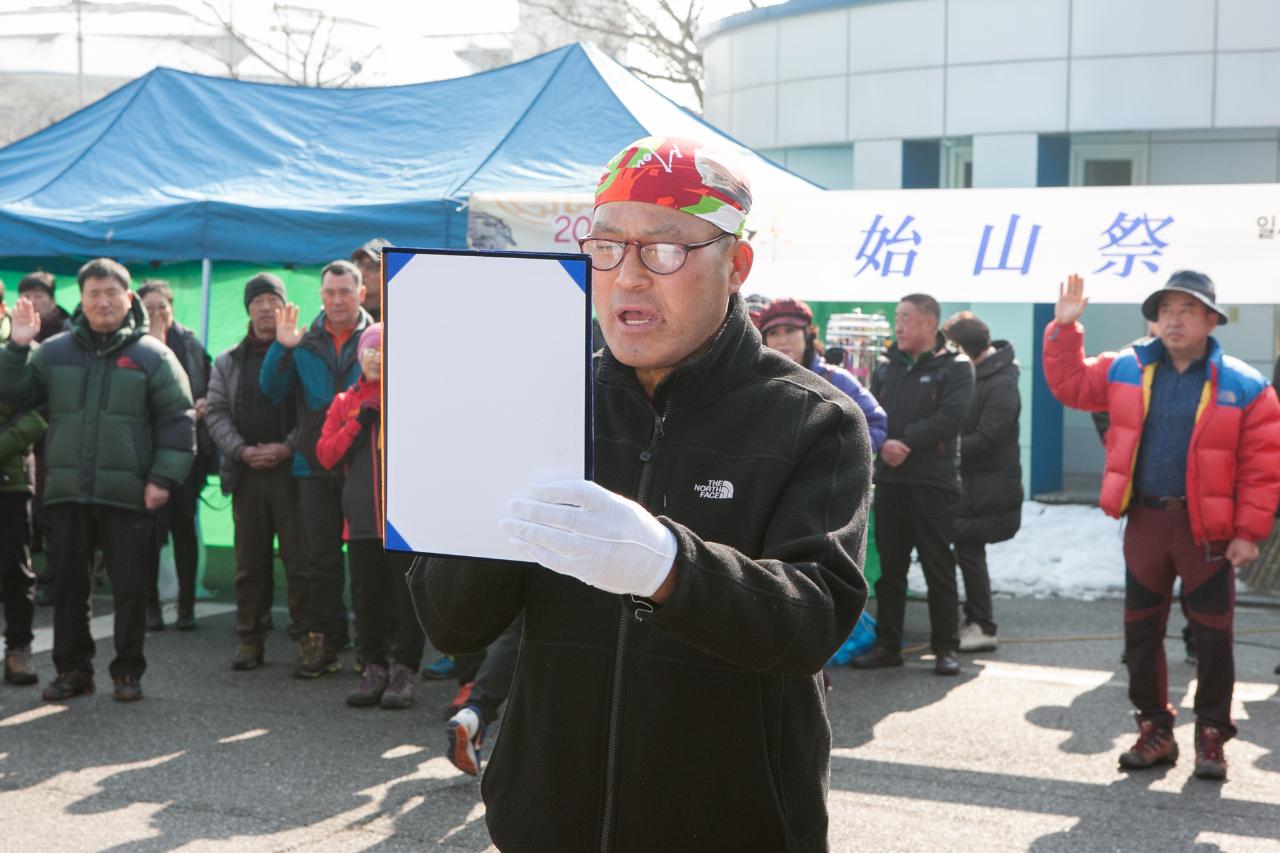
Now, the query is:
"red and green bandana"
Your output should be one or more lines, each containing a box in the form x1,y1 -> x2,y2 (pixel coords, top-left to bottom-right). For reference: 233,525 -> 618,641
594,136 -> 752,237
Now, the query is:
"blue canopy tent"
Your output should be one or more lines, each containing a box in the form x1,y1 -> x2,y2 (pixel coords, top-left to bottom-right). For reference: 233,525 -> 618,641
0,43 -> 823,564
0,42 -> 814,340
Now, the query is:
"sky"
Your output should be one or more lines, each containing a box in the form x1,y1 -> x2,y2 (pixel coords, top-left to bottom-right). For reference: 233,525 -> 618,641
0,0 -> 780,85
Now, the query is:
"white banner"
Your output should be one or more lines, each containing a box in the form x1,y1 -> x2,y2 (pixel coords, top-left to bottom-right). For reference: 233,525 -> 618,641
468,191 -> 594,253
745,183 -> 1280,304
470,184 -> 1280,305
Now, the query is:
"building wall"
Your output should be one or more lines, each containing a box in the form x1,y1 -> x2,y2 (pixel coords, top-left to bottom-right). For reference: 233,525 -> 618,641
705,0 -> 1280,496
704,0 -> 1280,146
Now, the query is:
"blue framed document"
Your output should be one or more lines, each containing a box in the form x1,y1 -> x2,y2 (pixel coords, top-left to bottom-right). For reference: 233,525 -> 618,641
382,248 -> 593,561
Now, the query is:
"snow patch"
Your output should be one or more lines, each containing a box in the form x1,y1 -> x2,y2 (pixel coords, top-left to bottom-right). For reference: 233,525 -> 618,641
902,502 -> 1128,601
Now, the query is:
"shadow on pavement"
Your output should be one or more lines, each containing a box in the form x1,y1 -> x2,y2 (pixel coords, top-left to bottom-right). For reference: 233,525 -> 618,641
827,654 -> 984,751
0,608 -> 495,852
829,752 -> 1279,851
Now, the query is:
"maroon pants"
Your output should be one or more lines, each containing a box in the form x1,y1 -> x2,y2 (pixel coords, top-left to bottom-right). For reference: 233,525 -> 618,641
1123,505 -> 1236,737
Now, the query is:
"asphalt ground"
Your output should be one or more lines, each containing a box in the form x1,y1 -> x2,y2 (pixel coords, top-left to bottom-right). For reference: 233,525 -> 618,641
2,594 -> 1278,852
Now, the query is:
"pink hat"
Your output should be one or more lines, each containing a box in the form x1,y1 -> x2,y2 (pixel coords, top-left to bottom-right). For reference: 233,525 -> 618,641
359,323 -> 382,352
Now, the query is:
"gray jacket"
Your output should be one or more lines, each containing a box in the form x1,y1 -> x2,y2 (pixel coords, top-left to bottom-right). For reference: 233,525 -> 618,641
205,336 -> 295,494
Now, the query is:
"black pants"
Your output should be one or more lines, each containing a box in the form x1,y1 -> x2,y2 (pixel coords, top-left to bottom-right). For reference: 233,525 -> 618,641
347,540 -> 423,670
299,476 -> 349,650
953,541 -> 996,635
0,492 -> 35,649
470,612 -> 523,723
47,503 -> 154,680
872,482 -> 960,654
146,474 -> 200,612
233,467 -> 309,643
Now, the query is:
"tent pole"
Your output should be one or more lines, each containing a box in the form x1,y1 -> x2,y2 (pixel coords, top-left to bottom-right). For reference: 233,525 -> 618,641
199,258 -> 212,345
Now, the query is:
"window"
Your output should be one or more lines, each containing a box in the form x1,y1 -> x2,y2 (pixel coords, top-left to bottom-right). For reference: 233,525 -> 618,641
1083,159 -> 1132,186
944,143 -> 973,188
1071,143 -> 1147,186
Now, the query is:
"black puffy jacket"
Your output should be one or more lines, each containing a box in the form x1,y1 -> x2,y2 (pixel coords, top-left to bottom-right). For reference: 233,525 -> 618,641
953,341 -> 1023,545
870,332 -> 974,493
410,297 -> 871,853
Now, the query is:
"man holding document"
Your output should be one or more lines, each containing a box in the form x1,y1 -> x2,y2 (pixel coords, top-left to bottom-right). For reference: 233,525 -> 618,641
411,137 -> 871,852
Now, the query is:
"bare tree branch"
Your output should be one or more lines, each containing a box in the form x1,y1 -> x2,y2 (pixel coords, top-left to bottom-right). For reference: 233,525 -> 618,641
181,0 -> 370,87
524,0 -> 751,110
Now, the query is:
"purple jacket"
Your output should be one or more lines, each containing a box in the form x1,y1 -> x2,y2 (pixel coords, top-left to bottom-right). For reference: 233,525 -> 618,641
810,354 -> 888,451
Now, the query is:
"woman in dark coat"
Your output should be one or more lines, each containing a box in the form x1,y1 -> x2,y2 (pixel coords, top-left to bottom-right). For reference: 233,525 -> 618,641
943,313 -> 1023,652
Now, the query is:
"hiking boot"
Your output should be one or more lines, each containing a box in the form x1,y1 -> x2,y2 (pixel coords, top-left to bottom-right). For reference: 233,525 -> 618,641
446,706 -> 486,776
1118,718 -> 1178,770
347,663 -> 388,707
231,643 -> 264,671
4,646 -> 38,686
1193,722 -> 1228,780
293,633 -> 340,679
175,605 -> 197,632
42,670 -> 94,701
958,623 -> 997,653
112,675 -> 143,702
420,655 -> 457,681
851,646 -> 904,669
443,681 -> 476,720
381,663 -> 416,709
292,636 -> 311,667
146,602 -> 165,632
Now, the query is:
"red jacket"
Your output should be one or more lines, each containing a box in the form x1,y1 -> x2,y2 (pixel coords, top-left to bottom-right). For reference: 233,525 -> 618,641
1043,321 -> 1280,544
316,378 -> 382,540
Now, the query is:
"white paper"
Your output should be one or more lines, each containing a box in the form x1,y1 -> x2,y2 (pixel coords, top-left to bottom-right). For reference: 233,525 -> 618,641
383,249 -> 590,560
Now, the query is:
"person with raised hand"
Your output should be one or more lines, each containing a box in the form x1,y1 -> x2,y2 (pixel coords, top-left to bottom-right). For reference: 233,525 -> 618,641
259,260 -> 372,679
1043,270 -> 1280,781
0,278 -> 47,687
0,258 -> 194,704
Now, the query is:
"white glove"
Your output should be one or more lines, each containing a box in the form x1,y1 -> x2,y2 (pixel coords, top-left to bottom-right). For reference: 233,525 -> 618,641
499,479 -> 677,598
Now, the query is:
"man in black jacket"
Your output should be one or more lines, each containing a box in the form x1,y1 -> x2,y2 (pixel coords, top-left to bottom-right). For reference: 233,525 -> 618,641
138,280 -> 213,632
16,271 -> 70,597
942,312 -> 1022,652
853,293 -> 974,675
410,137 -> 871,852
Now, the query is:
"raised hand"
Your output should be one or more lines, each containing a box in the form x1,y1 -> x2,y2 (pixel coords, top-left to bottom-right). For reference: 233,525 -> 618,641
1055,273 -> 1088,326
8,296 -> 41,346
274,303 -> 304,349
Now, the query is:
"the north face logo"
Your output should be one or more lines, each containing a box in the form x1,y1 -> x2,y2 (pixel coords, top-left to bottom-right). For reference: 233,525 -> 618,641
693,480 -> 734,500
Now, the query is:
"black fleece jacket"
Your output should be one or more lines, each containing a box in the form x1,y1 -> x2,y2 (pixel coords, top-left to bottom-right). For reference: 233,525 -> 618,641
870,332 -> 974,493
409,296 -> 871,853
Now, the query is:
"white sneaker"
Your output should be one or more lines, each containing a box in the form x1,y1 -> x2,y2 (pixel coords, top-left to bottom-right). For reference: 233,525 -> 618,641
958,623 -> 997,653
446,706 -> 485,776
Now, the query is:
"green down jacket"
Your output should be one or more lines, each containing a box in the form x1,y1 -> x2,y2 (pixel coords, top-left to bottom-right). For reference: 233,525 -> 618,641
0,299 -> 195,512
0,309 -> 47,495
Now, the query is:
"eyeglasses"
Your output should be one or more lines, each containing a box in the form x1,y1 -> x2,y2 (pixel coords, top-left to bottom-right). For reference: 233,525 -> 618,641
361,348 -> 382,360
578,233 -> 731,275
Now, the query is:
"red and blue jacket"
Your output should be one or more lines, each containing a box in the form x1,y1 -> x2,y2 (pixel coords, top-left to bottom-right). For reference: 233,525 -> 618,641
1043,320 -> 1280,544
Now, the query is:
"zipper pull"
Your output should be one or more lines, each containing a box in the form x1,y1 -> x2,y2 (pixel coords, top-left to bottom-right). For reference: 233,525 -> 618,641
638,414 -> 665,463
